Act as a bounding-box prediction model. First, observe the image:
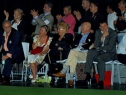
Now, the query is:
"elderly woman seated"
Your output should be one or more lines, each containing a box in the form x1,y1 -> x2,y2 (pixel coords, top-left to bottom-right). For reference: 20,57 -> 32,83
44,22 -> 73,84
29,25 -> 52,82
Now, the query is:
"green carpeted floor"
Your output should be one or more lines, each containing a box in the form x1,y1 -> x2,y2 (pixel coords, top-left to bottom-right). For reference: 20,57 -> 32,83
0,86 -> 125,95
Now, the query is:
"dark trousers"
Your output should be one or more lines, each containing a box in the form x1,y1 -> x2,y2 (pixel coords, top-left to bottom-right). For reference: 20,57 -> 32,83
2,58 -> 13,77
85,49 -> 111,81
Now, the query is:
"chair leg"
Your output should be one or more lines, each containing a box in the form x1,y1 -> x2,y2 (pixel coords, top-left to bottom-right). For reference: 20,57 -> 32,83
66,66 -> 70,84
111,63 -> 114,86
94,63 -> 98,74
117,64 -> 121,84
21,66 -> 24,81
24,66 -> 27,81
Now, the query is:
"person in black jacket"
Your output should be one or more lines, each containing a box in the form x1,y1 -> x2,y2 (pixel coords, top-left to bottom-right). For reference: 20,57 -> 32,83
4,8 -> 26,42
44,22 -> 73,79
0,20 -> 24,84
53,22 -> 94,86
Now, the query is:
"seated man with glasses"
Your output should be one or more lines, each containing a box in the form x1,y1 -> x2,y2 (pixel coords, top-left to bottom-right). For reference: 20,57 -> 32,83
0,20 -> 24,84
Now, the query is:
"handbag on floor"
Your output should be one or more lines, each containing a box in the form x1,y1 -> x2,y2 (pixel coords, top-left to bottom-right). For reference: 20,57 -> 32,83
76,63 -> 86,81
95,70 -> 111,86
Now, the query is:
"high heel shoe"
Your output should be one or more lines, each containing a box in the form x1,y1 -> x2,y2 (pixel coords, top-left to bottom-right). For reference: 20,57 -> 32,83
50,77 -> 55,86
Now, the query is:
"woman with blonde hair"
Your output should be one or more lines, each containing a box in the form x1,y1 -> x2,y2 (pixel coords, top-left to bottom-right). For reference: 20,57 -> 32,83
4,8 -> 26,41
44,22 -> 73,85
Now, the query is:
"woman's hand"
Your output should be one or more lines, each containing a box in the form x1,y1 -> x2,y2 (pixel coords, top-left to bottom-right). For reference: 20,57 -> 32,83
4,10 -> 9,20
55,43 -> 58,46
58,47 -> 63,50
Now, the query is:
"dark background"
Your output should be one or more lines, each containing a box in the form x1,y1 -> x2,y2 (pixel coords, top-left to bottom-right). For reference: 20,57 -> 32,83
0,0 -> 120,34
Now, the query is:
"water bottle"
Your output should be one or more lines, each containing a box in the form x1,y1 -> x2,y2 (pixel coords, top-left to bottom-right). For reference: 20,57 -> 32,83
2,60 -> 5,65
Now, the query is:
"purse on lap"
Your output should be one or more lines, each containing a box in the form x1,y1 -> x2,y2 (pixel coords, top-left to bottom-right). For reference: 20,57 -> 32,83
30,37 -> 49,55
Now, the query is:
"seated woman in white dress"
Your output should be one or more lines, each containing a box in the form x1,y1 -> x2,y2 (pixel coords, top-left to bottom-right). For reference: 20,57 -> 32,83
29,25 -> 52,82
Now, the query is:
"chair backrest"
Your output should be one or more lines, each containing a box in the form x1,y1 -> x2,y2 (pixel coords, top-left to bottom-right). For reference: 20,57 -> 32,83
22,42 -> 30,59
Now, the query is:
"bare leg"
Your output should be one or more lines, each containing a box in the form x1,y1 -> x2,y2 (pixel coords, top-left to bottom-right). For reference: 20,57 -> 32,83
35,62 -> 39,77
30,63 -> 36,80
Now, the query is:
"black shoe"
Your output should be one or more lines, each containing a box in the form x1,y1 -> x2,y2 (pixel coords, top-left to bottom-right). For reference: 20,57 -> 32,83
85,72 -> 91,81
97,81 -> 104,89
83,73 -> 91,87
50,77 -> 55,86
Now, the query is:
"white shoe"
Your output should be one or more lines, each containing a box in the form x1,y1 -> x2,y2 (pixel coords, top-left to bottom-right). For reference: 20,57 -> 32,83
29,74 -> 38,79
31,79 -> 36,83
29,74 -> 33,79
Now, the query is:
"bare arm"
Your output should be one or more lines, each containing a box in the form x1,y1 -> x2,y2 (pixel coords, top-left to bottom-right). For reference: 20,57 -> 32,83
39,45 -> 49,55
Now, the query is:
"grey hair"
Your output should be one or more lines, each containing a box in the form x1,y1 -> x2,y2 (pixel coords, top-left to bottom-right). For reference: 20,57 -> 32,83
64,6 -> 72,11
85,0 -> 91,3
2,20 -> 11,26
83,0 -> 91,3
14,8 -> 24,16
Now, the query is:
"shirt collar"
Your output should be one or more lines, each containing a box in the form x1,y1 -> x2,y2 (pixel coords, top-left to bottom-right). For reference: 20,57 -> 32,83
3,31 -> 11,36
44,12 -> 50,16
81,32 -> 90,36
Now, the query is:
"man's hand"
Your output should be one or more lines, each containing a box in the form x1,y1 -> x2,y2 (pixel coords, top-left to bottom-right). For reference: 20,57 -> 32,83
119,15 -> 125,21
73,10 -> 82,20
2,55 -> 9,60
56,14 -> 62,22
30,9 -> 38,18
101,31 -> 109,41
6,53 -> 12,58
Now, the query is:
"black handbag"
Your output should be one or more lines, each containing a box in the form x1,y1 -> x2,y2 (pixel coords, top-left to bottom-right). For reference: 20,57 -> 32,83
48,51 -> 63,74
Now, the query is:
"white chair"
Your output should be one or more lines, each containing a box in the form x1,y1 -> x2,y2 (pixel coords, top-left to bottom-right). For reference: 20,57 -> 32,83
10,42 -> 29,82
26,48 -> 49,82
56,59 -> 87,84
37,63 -> 49,82
93,60 -> 119,86
114,60 -> 123,84
21,42 -> 30,81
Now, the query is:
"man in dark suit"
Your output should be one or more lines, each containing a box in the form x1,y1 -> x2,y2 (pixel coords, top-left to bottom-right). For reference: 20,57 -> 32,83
0,20 -> 24,84
53,22 -> 94,86
85,20 -> 117,88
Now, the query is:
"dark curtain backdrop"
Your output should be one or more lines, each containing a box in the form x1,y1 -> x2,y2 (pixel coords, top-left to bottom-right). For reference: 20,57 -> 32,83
0,0 -> 120,33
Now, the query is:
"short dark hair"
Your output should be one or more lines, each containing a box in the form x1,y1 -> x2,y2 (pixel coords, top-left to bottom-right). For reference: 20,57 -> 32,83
91,1 -> 99,8
99,20 -> 108,25
64,6 -> 72,11
45,2 -> 53,9
41,25 -> 50,36
107,4 -> 115,11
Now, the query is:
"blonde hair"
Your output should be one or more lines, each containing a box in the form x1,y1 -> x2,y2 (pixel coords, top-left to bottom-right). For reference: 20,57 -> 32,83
57,22 -> 69,33
14,8 -> 24,16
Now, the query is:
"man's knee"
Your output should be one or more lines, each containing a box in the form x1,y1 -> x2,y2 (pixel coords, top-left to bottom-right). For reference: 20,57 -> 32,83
69,50 -> 77,56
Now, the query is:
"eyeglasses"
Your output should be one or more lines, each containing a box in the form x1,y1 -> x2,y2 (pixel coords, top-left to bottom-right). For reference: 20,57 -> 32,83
58,28 -> 64,31
3,26 -> 11,29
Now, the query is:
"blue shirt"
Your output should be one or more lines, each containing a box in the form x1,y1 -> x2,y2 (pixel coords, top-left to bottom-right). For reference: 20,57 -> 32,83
79,32 -> 90,47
